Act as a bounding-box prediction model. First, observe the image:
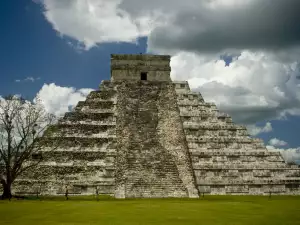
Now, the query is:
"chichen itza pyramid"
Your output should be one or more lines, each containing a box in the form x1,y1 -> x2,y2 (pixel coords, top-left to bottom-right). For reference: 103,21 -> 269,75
15,54 -> 300,198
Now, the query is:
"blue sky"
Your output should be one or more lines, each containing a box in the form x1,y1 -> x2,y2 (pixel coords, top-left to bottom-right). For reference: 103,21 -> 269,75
1,0 -> 300,159
0,0 -> 146,99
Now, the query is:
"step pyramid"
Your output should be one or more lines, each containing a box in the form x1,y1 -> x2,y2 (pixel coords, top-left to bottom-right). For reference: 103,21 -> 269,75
14,54 -> 300,197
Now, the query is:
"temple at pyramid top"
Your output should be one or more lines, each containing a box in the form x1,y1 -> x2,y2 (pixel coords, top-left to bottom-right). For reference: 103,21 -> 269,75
110,54 -> 172,81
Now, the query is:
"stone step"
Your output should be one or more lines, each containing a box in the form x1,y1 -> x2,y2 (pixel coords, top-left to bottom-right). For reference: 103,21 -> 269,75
126,193 -> 188,198
81,108 -> 114,113
125,164 -> 181,169
63,112 -> 115,122
47,123 -> 115,134
192,164 -> 298,169
184,130 -> 248,137
75,100 -> 115,111
180,112 -> 214,117
176,91 -> 204,98
126,182 -> 186,186
177,99 -> 216,108
183,122 -> 247,130
192,154 -> 283,158
14,178 -> 115,185
187,143 -> 263,150
125,190 -> 187,195
126,180 -> 185,185
60,121 -> 116,126
33,164 -> 115,169
125,188 -> 186,192
125,172 -> 181,177
189,150 -> 279,156
193,159 -> 285,164
177,100 -> 204,106
39,151 -> 116,161
49,133 -> 116,139
125,189 -> 187,194
179,106 -> 217,113
40,148 -> 116,153
125,162 -> 180,168
195,171 -> 274,177
85,99 -> 117,103
20,166 -> 115,181
86,90 -> 116,101
196,178 -> 300,185
125,187 -> 187,191
125,167 -> 180,173
186,137 -> 254,143
37,136 -> 115,147
197,185 -> 294,193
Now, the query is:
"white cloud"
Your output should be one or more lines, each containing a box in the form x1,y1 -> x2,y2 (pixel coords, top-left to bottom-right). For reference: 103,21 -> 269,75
15,77 -> 41,83
37,0 -> 300,53
39,0 -> 169,49
38,0 -> 300,52
247,122 -> 273,136
35,83 -> 94,116
267,145 -> 300,164
170,51 -> 300,125
269,138 -> 288,147
35,0 -> 300,128
25,77 -> 35,82
25,77 -> 40,82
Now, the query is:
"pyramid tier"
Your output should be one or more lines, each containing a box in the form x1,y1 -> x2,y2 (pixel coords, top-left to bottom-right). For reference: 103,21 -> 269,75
175,83 -> 300,195
45,124 -> 116,137
63,112 -> 115,125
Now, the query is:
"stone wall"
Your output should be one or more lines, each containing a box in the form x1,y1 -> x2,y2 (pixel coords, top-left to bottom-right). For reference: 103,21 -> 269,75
111,54 -> 171,82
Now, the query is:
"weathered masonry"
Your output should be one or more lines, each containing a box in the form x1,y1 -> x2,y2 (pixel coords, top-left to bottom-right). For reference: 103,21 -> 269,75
14,54 -> 300,197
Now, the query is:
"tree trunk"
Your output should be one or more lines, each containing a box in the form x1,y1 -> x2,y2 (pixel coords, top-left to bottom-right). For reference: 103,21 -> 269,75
1,179 -> 12,200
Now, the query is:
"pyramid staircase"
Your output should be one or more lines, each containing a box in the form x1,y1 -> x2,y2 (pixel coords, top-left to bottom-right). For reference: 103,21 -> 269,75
113,81 -> 198,198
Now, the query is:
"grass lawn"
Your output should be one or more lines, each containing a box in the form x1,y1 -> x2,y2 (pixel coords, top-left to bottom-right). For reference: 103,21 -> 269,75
1,195 -> 300,225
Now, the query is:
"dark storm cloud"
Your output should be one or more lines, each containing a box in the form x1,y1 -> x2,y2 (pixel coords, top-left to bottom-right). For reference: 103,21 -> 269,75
148,0 -> 300,53
196,80 -> 300,124
195,83 -> 278,124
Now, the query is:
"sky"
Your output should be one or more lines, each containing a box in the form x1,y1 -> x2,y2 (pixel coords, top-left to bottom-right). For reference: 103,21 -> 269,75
0,0 -> 300,163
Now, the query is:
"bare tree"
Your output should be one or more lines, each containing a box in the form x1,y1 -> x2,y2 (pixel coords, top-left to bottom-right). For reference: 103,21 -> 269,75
0,95 -> 56,199
65,185 -> 69,200
95,186 -> 99,201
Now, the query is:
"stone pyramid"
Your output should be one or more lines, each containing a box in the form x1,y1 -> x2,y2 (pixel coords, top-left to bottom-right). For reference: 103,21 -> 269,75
15,54 -> 300,198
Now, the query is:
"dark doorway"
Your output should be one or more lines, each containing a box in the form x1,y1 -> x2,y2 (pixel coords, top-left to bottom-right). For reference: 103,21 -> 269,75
141,72 -> 147,80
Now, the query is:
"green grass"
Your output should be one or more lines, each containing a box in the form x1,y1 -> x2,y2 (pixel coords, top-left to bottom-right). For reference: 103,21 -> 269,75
1,196 -> 300,225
